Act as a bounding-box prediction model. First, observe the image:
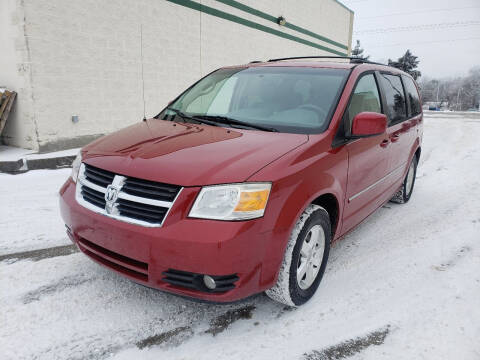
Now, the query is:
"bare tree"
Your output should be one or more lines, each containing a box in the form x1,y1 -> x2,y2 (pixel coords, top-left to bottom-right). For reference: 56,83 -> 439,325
418,66 -> 480,111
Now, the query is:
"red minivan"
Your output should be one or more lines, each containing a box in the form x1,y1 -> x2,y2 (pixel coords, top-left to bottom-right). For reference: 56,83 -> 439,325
59,57 -> 422,306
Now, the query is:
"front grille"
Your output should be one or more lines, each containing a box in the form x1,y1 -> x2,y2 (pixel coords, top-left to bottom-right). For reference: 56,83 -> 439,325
162,269 -> 239,293
117,198 -> 168,224
76,163 -> 181,227
81,185 -> 106,208
78,237 -> 148,282
122,177 -> 181,202
84,164 -> 115,187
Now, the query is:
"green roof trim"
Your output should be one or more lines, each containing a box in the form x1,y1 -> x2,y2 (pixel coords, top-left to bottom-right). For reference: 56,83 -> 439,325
165,0 -> 348,56
214,0 -> 278,23
215,0 -> 349,50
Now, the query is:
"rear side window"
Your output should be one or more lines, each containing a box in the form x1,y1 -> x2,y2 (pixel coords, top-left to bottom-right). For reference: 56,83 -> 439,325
402,76 -> 422,116
379,74 -> 407,124
346,74 -> 382,131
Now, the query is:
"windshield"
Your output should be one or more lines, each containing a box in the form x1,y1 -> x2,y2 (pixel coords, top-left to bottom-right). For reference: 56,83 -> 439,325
158,66 -> 349,133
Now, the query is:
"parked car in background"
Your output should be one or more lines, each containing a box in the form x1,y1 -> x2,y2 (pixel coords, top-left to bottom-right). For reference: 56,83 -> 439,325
60,57 -> 423,306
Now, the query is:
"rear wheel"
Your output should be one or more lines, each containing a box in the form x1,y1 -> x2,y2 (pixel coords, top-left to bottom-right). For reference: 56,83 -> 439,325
391,156 -> 418,204
265,204 -> 331,306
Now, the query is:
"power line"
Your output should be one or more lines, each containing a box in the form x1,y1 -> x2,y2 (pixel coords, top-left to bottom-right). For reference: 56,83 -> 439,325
355,20 -> 480,35
356,6 -> 480,20
367,36 -> 480,48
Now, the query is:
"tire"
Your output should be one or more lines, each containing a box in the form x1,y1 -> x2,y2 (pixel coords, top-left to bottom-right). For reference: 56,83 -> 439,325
265,204 -> 331,306
390,156 -> 418,204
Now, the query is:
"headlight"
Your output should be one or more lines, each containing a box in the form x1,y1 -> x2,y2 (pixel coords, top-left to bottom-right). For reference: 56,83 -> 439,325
71,151 -> 82,183
189,183 -> 271,220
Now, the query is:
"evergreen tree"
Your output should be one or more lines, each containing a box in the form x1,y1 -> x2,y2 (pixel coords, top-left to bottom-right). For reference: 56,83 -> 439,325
388,50 -> 421,80
351,40 -> 369,60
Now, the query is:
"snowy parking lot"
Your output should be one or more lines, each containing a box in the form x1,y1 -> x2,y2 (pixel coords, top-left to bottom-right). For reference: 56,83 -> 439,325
1,112 -> 479,360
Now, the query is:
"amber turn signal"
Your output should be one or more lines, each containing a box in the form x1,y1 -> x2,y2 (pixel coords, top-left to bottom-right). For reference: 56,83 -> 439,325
234,189 -> 270,212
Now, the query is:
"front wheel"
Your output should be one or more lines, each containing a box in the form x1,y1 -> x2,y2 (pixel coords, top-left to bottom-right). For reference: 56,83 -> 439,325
390,156 -> 418,204
265,204 -> 331,306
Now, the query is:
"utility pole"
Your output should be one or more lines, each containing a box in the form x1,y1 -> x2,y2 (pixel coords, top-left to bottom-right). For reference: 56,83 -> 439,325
436,81 -> 441,108
456,87 -> 462,111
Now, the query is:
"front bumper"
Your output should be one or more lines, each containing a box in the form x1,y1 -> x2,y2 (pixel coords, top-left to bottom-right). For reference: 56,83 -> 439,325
59,178 -> 279,302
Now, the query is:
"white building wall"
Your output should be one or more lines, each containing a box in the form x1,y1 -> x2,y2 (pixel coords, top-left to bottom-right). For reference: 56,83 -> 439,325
0,0 -> 38,149
0,0 -> 353,151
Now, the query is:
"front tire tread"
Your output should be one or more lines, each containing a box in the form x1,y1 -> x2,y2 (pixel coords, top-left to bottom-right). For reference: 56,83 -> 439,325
266,204 -> 331,307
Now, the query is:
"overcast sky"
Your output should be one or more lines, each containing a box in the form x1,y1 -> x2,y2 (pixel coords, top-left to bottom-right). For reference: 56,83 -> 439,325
341,0 -> 480,78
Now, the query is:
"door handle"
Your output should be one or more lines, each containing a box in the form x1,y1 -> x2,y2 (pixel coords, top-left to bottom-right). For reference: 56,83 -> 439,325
380,139 -> 390,148
391,134 -> 400,142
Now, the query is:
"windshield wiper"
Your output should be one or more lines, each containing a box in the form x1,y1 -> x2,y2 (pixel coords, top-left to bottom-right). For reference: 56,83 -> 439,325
194,115 -> 278,132
164,108 -> 220,127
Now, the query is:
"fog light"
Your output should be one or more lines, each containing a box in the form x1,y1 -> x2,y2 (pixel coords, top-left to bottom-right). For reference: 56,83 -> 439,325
203,275 -> 216,290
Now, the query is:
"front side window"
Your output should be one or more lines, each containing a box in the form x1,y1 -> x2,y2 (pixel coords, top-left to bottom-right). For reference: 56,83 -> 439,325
402,76 -> 422,116
379,74 -> 407,125
346,74 -> 382,132
161,67 -> 350,134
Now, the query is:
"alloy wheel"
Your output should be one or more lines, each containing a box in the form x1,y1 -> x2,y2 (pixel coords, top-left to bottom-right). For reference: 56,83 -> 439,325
406,160 -> 416,195
297,225 -> 325,290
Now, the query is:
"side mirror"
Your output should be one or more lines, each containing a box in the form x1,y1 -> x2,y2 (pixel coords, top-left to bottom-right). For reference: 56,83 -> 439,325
351,112 -> 387,137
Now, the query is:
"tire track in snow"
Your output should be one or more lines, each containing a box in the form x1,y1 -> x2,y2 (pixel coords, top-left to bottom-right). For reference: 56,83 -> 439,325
136,326 -> 194,349
204,305 -> 256,336
432,246 -> 473,272
22,273 -> 96,304
303,326 -> 390,360
0,244 -> 77,263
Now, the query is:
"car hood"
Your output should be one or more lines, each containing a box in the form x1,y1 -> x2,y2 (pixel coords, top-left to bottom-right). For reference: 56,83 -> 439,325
82,119 -> 308,186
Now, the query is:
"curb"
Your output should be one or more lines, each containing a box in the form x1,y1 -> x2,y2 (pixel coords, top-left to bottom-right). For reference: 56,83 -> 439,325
0,155 -> 75,174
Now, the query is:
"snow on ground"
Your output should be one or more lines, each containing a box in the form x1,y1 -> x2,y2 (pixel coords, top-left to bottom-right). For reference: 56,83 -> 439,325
0,145 -> 35,161
0,169 -> 72,253
0,145 -> 80,161
25,147 -> 80,160
1,113 -> 479,360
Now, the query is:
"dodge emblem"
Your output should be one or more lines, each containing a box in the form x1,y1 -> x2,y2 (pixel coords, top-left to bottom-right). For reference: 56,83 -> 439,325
105,185 -> 119,203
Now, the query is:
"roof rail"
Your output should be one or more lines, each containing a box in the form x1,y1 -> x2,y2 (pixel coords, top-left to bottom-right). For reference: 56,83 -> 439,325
266,56 -> 386,66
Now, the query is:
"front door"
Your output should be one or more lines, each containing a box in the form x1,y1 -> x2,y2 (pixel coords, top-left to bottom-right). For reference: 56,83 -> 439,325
341,73 -> 392,234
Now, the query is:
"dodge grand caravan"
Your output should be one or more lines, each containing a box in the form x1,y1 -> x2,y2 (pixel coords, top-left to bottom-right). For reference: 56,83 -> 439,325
59,57 -> 423,306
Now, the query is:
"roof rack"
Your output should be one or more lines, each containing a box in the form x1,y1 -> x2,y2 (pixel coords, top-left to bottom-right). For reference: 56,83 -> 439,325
266,56 -> 386,66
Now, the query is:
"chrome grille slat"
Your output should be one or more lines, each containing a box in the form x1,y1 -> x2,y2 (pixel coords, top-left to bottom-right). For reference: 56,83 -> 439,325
117,191 -> 172,208
75,163 -> 182,227
79,177 -> 107,193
